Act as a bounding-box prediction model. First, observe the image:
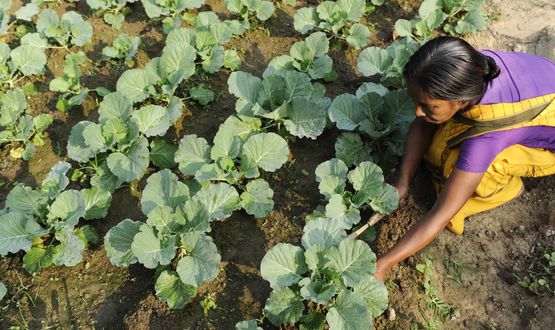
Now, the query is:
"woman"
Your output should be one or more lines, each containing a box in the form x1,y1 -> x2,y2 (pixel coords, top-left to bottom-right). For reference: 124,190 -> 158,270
374,36 -> 555,281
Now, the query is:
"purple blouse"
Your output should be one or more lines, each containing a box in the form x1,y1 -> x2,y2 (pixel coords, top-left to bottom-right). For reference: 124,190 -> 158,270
455,51 -> 555,173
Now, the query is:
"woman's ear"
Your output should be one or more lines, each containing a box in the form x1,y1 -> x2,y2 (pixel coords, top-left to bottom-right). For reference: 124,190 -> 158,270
458,100 -> 470,110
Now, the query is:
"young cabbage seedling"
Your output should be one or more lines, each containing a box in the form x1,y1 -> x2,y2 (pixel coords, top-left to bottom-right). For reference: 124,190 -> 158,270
228,69 -> 330,140
0,161 -> 112,274
175,117 -> 289,219
102,33 -> 141,67
394,0 -> 488,44
13,2 -> 40,37
86,0 -> 136,29
141,0 -> 204,33
224,0 -> 275,29
257,236 -> 388,328
293,0 -> 384,49
36,9 -> 93,48
265,32 -> 336,81
357,38 -> 420,88
104,169 -> 222,309
0,88 -> 52,160
167,13 -> 246,74
237,159 -> 399,328
328,84 -> 416,168
0,42 -> 47,91
67,91 -> 180,191
308,158 -> 400,229
49,51 -> 90,112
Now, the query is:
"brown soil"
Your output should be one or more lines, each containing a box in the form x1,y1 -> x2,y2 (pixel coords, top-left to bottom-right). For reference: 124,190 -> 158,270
1,1 -> 554,330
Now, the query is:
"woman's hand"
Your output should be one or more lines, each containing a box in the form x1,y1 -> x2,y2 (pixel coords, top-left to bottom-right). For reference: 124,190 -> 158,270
395,182 -> 409,205
374,259 -> 390,282
374,169 -> 484,279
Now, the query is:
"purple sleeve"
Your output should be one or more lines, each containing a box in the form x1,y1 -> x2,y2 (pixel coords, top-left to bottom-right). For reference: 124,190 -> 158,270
455,126 -> 555,172
456,135 -> 504,173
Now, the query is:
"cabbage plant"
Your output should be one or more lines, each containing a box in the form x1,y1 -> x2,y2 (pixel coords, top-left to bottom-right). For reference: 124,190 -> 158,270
0,41 -> 47,90
116,35 -> 216,107
259,236 -> 388,328
242,158 -> 396,328
67,91 -> 182,191
115,21 -> 245,103
394,0 -> 487,43
356,37 -> 419,88
0,161 -> 112,274
239,157 -> 397,328
36,9 -> 93,47
104,169 -> 221,309
0,88 -> 52,160
265,31 -> 335,81
166,12 -> 246,74
228,69 -> 330,140
0,0 -> 12,36
49,51 -> 90,112
310,158 -> 399,224
175,117 -> 289,218
102,33 -> 141,66
293,0 -> 384,49
442,0 -> 487,35
141,0 -> 204,33
115,35 -> 198,101
328,84 -> 415,168
86,0 -> 138,28
0,0 -> 36,37
224,0 -> 275,27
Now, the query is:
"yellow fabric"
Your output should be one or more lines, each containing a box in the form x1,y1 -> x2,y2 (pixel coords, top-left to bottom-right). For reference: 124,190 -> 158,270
426,93 -> 555,170
425,94 -> 555,235
439,145 -> 555,235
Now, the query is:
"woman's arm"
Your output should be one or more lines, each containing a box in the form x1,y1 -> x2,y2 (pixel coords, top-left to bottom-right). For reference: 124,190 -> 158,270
396,118 -> 438,200
374,169 -> 484,281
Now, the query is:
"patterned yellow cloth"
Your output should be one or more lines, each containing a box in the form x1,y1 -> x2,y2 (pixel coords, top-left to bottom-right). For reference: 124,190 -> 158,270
425,93 -> 555,234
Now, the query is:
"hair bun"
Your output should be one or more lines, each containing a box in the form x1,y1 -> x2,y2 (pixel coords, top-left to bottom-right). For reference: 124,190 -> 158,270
484,55 -> 500,81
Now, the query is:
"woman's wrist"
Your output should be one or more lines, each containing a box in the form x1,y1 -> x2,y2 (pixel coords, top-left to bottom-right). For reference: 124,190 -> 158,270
396,166 -> 413,188
376,256 -> 394,272
375,258 -> 395,282
395,179 -> 410,200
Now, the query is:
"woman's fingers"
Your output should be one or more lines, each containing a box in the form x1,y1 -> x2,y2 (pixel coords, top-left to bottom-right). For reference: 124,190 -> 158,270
395,183 -> 409,205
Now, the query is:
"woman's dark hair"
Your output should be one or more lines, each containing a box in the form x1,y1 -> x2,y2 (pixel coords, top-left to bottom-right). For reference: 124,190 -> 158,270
403,36 -> 500,103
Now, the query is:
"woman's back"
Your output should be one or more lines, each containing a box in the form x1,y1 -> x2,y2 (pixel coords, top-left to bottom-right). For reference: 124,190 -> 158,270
456,51 -> 555,173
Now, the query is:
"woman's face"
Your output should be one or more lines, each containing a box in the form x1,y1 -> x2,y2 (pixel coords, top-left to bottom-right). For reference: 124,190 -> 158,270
407,84 -> 469,124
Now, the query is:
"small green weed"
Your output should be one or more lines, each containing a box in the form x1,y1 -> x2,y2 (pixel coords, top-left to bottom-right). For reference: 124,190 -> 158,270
200,292 -> 217,316
416,258 -> 456,327
52,141 -> 64,157
0,276 -> 37,330
513,247 -> 555,295
444,247 -> 478,285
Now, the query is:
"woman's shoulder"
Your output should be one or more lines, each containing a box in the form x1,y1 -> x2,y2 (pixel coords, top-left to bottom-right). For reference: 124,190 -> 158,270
478,50 -> 555,105
479,49 -> 555,64
480,50 -> 555,66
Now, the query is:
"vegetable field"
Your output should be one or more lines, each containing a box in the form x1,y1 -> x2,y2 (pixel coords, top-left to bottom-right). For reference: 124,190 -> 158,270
1,0 -> 554,329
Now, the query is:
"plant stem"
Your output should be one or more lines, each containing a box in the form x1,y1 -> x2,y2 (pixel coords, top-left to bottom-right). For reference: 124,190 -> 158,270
348,213 -> 385,239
